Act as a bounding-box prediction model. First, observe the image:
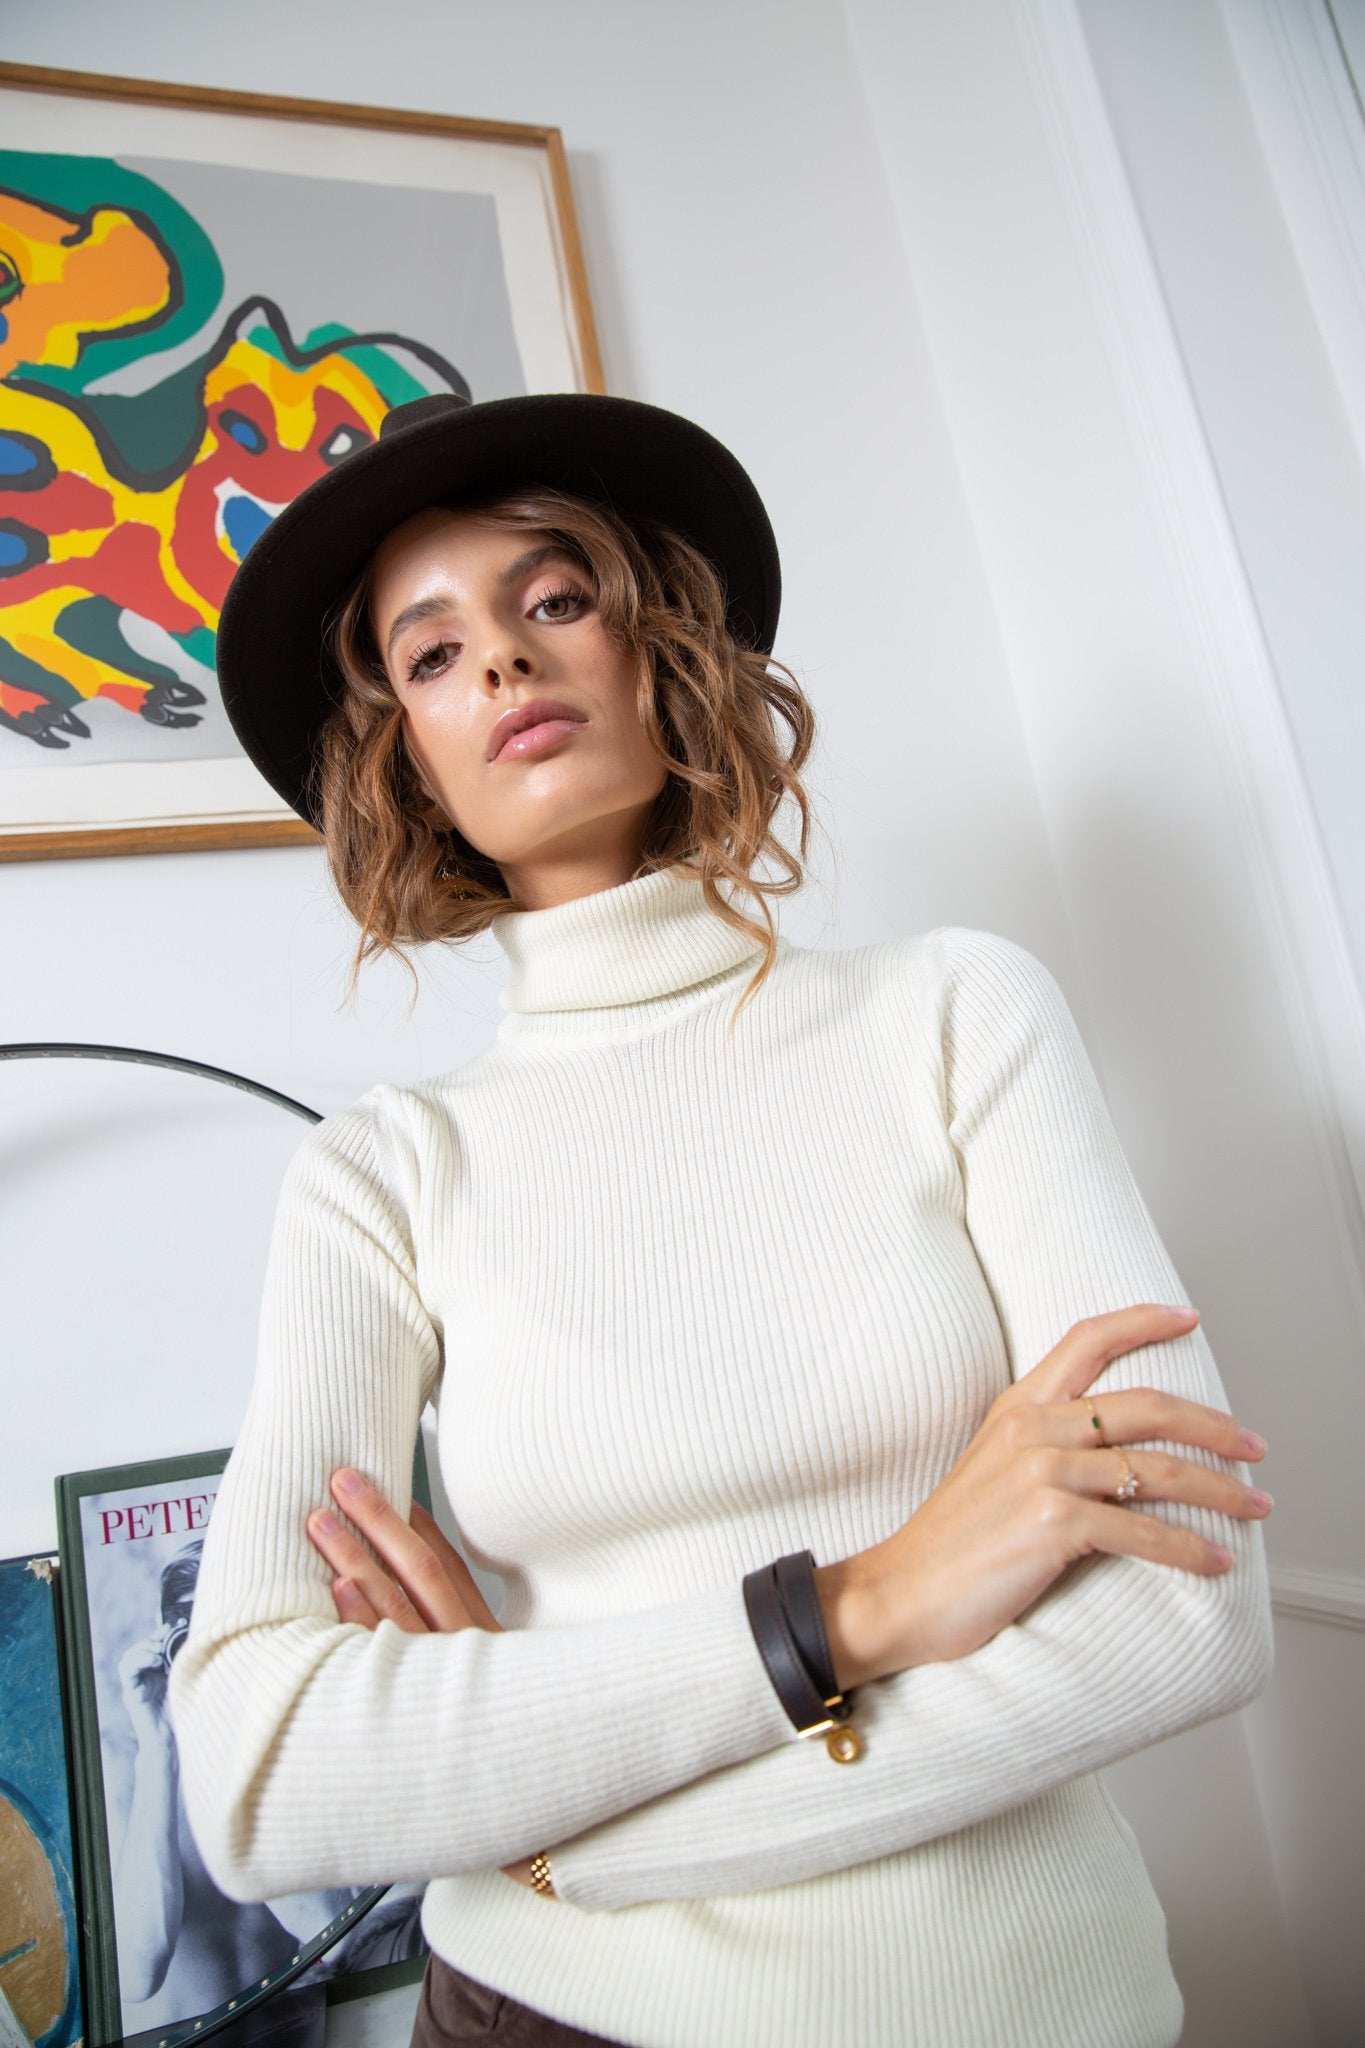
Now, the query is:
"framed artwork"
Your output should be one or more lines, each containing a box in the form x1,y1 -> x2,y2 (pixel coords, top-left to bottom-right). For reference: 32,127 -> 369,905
56,1445 -> 433,2048
0,62 -> 604,864
0,1553 -> 83,2048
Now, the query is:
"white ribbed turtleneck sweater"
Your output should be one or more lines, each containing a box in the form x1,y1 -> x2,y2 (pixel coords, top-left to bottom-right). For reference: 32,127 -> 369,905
170,864 -> 1271,2048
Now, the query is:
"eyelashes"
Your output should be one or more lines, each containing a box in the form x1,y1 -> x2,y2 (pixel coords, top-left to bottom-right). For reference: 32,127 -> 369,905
530,580 -> 590,622
401,581 -> 593,685
405,638 -> 455,683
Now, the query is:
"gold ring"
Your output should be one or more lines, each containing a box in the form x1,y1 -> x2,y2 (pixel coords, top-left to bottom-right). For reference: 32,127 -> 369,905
1112,1450 -> 1141,1502
1082,1396 -> 1107,1448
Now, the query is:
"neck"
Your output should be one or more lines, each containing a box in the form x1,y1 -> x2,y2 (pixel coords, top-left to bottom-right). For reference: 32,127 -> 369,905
498,853 -> 639,912
489,861 -> 777,1040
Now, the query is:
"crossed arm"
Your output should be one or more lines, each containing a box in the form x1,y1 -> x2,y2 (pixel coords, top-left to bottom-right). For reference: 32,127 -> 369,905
170,931 -> 1273,1910
308,1294 -> 1271,1913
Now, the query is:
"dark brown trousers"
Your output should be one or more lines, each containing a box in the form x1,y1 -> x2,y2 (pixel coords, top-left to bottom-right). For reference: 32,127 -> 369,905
410,1953 -> 625,2046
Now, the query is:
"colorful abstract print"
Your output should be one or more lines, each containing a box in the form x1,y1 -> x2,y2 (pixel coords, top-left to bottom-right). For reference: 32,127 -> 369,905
0,152 -> 468,750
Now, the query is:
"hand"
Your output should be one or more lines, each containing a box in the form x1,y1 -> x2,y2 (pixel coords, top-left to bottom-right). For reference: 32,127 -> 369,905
817,1303 -> 1272,1687
307,1472 -> 538,1887
308,1471 -> 500,1634
118,1634 -> 175,1745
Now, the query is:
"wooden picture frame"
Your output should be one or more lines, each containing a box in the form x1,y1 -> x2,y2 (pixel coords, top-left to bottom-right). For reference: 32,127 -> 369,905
0,63 -> 604,863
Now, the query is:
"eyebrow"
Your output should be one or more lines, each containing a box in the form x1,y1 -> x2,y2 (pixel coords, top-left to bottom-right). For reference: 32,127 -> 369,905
497,543 -> 575,590
382,544 -> 581,668
383,595 -> 451,666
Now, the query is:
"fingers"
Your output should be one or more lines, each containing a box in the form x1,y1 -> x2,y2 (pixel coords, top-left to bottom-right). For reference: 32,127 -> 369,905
1047,1444 -> 1272,1523
1077,1499 -> 1237,1576
308,1506 -> 430,1633
118,1638 -> 163,1671
408,1504 -> 501,1632
118,1635 -> 167,1680
1013,1304 -> 1201,1408
1062,1388 -> 1268,1464
331,1575 -> 385,1629
1008,1439 -> 1271,1582
1002,1305 -> 1269,1467
307,1471 -> 496,1634
330,1469 -> 468,1630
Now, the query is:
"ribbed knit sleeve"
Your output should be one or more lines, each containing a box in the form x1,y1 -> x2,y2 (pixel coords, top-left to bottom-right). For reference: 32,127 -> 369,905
168,1100 -> 793,1900
544,929 -> 1273,1910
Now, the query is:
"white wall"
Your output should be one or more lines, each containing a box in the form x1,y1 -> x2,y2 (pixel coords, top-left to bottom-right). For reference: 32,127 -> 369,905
1,0 -> 1061,1555
844,1 -> 1363,2040
4,0 -> 1357,2042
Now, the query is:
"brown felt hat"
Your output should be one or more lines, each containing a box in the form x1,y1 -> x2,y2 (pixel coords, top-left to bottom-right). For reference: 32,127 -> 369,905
215,391 -> 782,829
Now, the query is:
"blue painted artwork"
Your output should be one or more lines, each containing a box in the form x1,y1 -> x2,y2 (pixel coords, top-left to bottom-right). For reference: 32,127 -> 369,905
0,1555 -> 82,2048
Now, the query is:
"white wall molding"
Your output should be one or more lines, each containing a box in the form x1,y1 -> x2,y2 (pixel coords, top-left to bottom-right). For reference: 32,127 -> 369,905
1269,1563 -> 1365,1628
1221,0 -> 1365,473
1013,0 -> 1365,1338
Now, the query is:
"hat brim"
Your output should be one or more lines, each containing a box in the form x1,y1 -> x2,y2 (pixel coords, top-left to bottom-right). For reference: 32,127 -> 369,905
215,393 -> 781,829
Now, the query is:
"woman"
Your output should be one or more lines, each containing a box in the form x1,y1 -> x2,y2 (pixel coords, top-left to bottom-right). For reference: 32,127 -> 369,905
170,391 -> 1274,2048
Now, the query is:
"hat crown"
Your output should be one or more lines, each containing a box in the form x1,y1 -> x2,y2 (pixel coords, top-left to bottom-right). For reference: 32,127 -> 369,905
379,392 -> 472,440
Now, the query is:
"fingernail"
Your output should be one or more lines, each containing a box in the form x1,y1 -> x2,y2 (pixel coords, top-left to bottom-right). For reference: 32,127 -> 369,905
1247,1489 -> 1274,1514
334,1469 -> 365,1496
1210,1545 -> 1235,1569
312,1510 -> 340,1536
1240,1430 -> 1268,1456
1167,1304 -> 1198,1321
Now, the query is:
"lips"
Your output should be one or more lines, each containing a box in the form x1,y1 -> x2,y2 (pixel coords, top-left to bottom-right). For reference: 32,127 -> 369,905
487,699 -> 588,761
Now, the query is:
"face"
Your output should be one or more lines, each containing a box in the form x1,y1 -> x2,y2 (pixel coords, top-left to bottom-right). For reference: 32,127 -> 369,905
369,507 -> 668,906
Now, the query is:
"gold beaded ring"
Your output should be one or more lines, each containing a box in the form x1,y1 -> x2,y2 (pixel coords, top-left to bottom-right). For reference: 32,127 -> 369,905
529,1853 -> 556,1898
1082,1396 -> 1107,1447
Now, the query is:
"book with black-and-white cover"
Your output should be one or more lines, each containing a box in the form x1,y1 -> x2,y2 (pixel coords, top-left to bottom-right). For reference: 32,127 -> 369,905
56,1448 -> 430,2048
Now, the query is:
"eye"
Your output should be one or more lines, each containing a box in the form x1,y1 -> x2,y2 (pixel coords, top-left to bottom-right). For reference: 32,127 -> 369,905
404,637 -> 458,683
530,581 -> 590,623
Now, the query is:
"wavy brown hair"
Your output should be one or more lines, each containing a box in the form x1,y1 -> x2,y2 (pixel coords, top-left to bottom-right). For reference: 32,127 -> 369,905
316,486 -> 818,1022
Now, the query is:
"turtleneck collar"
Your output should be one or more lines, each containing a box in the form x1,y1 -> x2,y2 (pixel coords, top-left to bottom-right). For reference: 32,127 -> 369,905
489,863 -> 775,1041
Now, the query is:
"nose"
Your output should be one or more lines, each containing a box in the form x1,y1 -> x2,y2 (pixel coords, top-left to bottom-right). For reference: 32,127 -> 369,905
485,653 -> 533,687
476,619 -> 536,691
